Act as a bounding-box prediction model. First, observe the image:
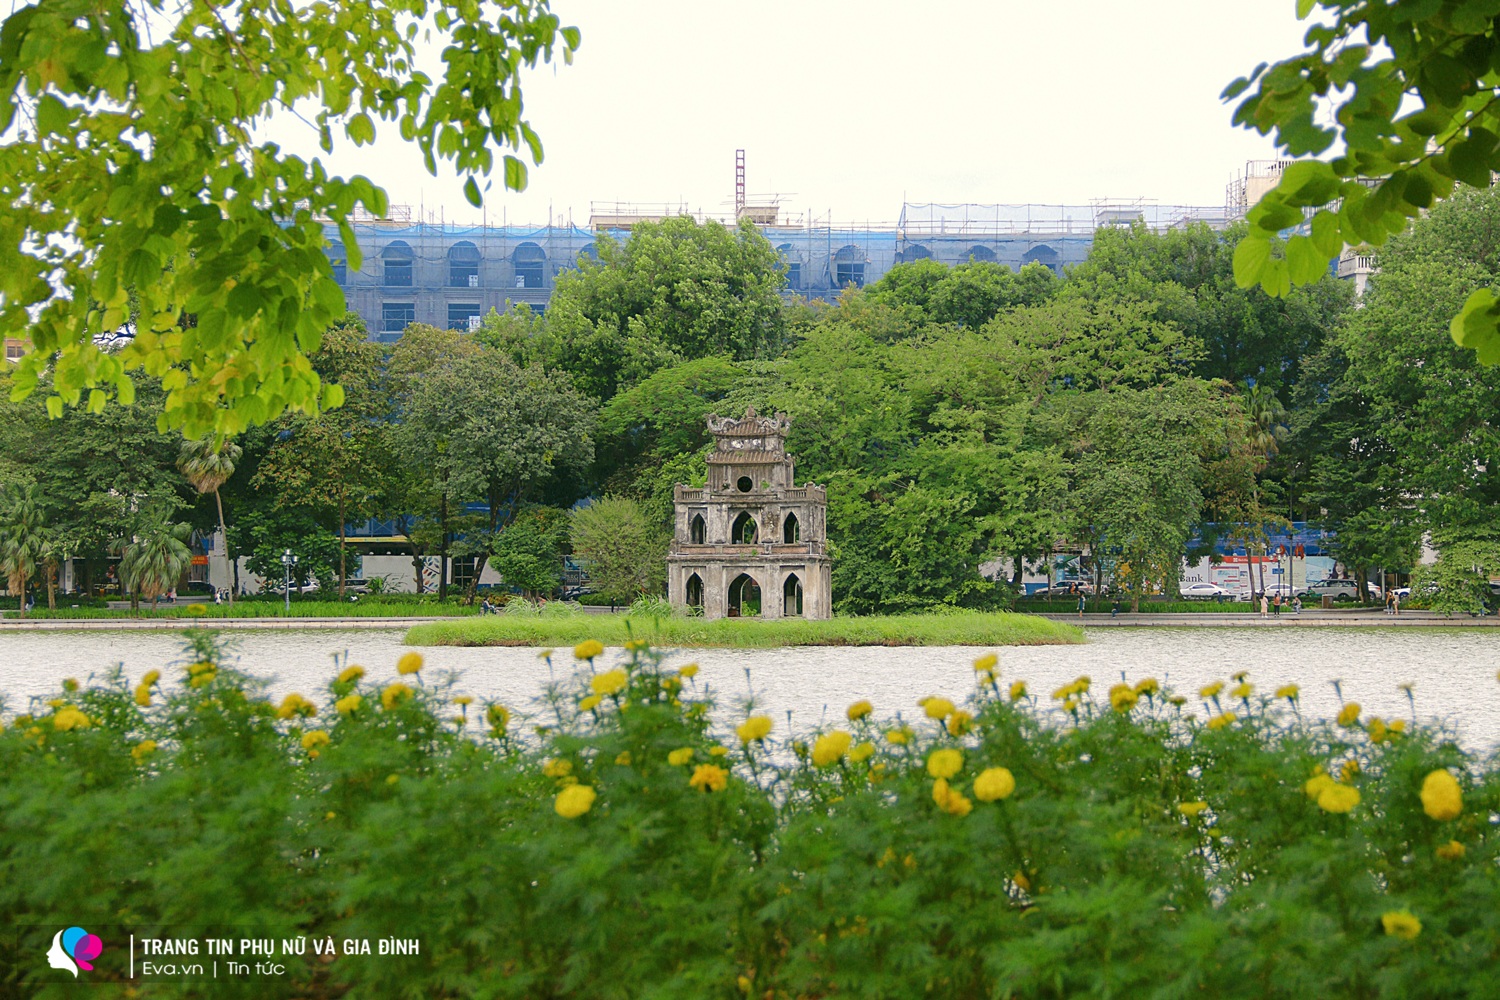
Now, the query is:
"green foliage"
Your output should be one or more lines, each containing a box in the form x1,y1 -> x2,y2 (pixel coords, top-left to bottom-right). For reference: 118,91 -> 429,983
570,496 -> 667,605
114,516 -> 192,606
867,258 -> 1059,330
7,639 -> 1497,998
1228,0 -> 1500,363
236,508 -> 341,591
542,217 -> 788,399
490,505 -> 570,598
0,0 -> 578,435
0,483 -> 45,613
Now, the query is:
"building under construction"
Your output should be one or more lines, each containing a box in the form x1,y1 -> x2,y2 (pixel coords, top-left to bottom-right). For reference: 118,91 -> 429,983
328,158 -> 1292,341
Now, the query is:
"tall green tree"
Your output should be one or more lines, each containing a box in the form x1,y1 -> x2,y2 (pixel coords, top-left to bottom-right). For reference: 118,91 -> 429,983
491,505 -> 570,600
0,0 -> 578,436
570,497 -> 666,607
178,437 -> 242,601
0,484 -> 45,616
543,217 -> 787,399
114,515 -> 192,612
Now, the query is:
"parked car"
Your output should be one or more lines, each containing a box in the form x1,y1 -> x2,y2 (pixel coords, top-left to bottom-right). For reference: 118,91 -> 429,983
1255,582 -> 1298,600
1031,581 -> 1096,597
1180,581 -> 1233,601
1301,579 -> 1365,601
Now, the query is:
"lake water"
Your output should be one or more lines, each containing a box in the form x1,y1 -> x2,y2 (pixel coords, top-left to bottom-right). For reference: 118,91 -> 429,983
3,626 -> 1497,748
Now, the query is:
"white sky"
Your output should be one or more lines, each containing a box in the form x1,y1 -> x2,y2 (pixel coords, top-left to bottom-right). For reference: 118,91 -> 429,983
260,1 -> 1314,226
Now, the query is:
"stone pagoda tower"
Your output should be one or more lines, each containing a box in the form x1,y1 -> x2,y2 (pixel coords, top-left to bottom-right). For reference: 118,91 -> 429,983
667,407 -> 831,619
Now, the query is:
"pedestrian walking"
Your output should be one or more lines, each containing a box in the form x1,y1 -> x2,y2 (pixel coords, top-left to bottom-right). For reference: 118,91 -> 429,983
1393,590 -> 1401,616
1077,593 -> 1086,619
1273,593 -> 1282,617
1260,593 -> 1269,618
1385,590 -> 1395,615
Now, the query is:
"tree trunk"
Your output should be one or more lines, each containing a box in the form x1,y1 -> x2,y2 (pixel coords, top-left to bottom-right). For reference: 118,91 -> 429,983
338,495 -> 347,599
439,492 -> 449,601
412,544 -> 425,594
46,562 -> 56,610
15,573 -> 26,620
214,487 -> 234,604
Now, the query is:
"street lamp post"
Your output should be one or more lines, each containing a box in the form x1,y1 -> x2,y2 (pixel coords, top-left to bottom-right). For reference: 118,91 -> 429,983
281,549 -> 298,613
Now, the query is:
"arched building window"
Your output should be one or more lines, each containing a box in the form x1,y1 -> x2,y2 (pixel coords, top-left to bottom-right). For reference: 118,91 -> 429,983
690,514 -> 706,544
328,241 -> 347,285
965,245 -> 997,264
382,241 -> 413,287
1022,244 -> 1060,273
732,512 -> 758,545
448,241 -> 480,287
833,245 -> 866,288
783,512 -> 800,544
903,244 -> 932,263
685,573 -> 704,610
783,574 -> 803,617
777,243 -> 803,290
513,242 -> 547,288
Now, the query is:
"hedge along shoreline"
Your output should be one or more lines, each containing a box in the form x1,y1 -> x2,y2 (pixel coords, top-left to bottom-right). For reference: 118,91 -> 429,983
404,609 -> 1086,648
2,632 -> 1493,998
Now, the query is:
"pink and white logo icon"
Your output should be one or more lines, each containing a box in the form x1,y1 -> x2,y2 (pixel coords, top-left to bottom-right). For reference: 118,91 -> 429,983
47,926 -> 103,977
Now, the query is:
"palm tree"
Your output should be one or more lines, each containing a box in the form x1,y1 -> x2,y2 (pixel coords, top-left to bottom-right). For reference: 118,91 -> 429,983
178,436 -> 242,602
116,518 -> 193,613
0,485 -> 45,618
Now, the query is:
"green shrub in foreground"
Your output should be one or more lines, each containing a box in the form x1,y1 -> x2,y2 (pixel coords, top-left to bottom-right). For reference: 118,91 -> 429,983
0,632 -> 1495,998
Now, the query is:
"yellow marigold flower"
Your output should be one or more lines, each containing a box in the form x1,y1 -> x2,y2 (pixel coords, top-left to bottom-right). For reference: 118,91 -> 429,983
185,602 -> 209,616
921,697 -> 955,720
708,745 -> 728,757
1009,681 -> 1028,700
792,740 -> 809,759
850,741 -> 876,763
591,668 -> 628,697
1275,684 -> 1299,700
1200,681 -> 1224,699
1050,684 -> 1071,701
1013,870 -> 1031,892
57,678 -> 77,693
380,682 -> 413,710
578,694 -> 603,712
1368,717 -> 1388,743
1231,670 -> 1249,682
974,767 -> 1016,802
614,751 -> 632,766
973,652 -> 998,672
1133,678 -> 1159,696
668,747 -> 695,767
926,747 -> 964,780
1230,682 -> 1253,700
678,663 -> 699,679
1168,695 -> 1187,706
1062,696 -> 1081,714
337,665 -> 365,684
276,693 -> 315,720
1335,702 -> 1361,727
1109,684 -> 1138,713
689,763 -> 729,793
1304,772 -> 1334,799
573,639 -> 605,661
1436,840 -> 1466,861
538,648 -> 554,660
946,710 -> 974,736
131,739 -> 157,763
487,703 -> 511,730
301,730 -> 331,751
52,707 -> 90,731
847,699 -> 874,721
542,758 -> 574,778
1318,782 -> 1360,814
142,669 -> 161,686
931,778 -> 973,817
554,784 -> 597,818
976,667 -> 996,685
1074,675 -> 1092,693
737,715 -> 773,743
885,726 -> 912,746
1178,800 -> 1208,817
812,731 -> 853,767
46,699 -> 64,709
396,651 -> 424,675
1340,759 -> 1360,782
386,774 -> 400,785
188,670 -> 216,689
187,661 -> 213,676
1421,769 -> 1463,821
335,694 -> 363,715
1207,712 -> 1236,730
1381,910 -> 1422,940
624,638 -> 648,652
1390,719 -> 1407,735
134,684 -> 152,708
453,695 -> 473,707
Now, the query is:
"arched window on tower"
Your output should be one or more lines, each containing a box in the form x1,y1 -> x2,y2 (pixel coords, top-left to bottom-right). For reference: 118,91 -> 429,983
685,573 -> 704,611
833,245 -> 866,288
448,241 -> 480,287
777,243 -> 803,290
728,573 -> 761,617
513,242 -> 547,288
1022,244 -> 1061,274
782,512 -> 800,544
965,245 -> 997,264
732,512 -> 758,545
690,514 -> 706,544
783,574 -> 803,617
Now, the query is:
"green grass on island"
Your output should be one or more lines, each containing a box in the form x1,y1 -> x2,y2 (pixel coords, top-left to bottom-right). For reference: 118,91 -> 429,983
404,610 -> 1084,649
6,599 -> 477,620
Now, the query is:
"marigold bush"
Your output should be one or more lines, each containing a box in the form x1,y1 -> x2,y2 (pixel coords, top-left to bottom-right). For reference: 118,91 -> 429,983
1,631 -> 1497,998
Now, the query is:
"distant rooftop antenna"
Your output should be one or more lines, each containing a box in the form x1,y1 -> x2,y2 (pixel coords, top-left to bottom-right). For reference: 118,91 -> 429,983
735,149 -> 746,217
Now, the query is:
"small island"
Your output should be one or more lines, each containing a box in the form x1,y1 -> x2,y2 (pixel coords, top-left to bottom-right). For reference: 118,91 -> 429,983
404,611 -> 1084,649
